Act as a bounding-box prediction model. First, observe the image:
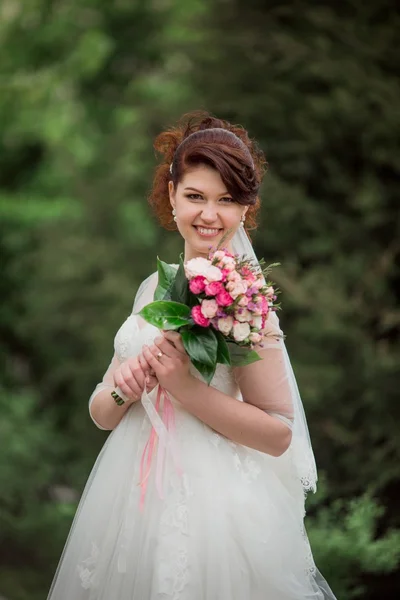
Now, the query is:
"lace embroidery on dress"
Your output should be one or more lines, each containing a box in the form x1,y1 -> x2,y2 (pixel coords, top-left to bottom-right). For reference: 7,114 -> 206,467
77,541 -> 100,590
301,524 -> 317,578
289,436 -> 318,494
114,314 -> 140,362
156,472 -> 193,599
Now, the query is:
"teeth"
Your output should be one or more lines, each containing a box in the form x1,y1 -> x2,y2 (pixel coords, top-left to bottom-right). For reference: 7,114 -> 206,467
197,227 -> 220,235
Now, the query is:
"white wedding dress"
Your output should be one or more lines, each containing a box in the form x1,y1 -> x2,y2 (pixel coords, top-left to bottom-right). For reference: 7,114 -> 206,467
47,268 -> 337,600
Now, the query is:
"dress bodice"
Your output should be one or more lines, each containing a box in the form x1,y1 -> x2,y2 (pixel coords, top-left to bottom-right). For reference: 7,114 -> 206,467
114,314 -> 241,401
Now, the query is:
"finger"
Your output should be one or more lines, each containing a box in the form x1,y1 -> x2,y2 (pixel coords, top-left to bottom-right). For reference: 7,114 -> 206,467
142,345 -> 166,375
128,358 -> 149,389
145,375 -> 158,392
138,352 -> 153,374
161,330 -> 187,354
153,335 -> 181,359
121,361 -> 143,397
114,370 -> 140,401
149,342 -> 175,367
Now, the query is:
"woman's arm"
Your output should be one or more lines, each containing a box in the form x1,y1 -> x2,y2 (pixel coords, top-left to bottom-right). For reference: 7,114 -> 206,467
90,384 -> 132,431
171,374 -> 292,456
141,330 -> 292,457
89,353 -> 157,430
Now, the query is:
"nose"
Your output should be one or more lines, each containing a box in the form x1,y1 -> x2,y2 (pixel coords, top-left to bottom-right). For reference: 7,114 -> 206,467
200,203 -> 219,224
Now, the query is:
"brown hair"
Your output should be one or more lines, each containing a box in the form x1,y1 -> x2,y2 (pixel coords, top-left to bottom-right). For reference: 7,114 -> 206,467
148,111 -> 267,231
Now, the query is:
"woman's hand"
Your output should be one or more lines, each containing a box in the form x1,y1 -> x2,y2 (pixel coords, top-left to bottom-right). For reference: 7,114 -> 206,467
140,331 -> 192,394
113,356 -> 158,404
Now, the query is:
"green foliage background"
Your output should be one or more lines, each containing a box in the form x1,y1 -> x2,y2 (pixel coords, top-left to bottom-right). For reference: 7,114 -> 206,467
0,1 -> 399,598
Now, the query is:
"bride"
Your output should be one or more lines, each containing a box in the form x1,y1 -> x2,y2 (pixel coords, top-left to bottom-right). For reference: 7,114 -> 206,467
47,113 -> 337,599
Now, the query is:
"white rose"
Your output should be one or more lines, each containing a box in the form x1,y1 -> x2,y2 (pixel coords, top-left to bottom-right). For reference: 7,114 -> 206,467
217,315 -> 234,335
185,257 -> 212,279
250,315 -> 263,329
222,257 -> 236,271
205,265 -> 223,282
233,322 -> 250,342
235,308 -> 251,323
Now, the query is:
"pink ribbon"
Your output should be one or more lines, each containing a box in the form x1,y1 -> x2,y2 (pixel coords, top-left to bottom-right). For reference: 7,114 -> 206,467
138,385 -> 183,511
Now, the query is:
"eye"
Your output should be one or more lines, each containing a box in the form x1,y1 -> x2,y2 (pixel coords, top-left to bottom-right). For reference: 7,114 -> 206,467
186,194 -> 203,200
219,197 -> 235,203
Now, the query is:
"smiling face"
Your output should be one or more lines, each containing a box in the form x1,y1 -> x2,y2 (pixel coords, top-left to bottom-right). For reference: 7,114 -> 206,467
169,164 -> 248,261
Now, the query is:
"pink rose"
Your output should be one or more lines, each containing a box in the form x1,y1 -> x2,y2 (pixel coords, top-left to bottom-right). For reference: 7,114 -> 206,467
205,281 -> 224,296
266,286 -> 275,298
222,257 -> 236,271
220,269 -> 229,282
201,299 -> 218,319
241,266 -> 255,283
191,305 -> 210,327
233,321 -> 250,342
238,295 -> 249,307
227,270 -> 241,283
211,250 -> 225,261
217,315 -> 234,335
216,290 -> 234,307
253,278 -> 264,290
249,332 -> 262,344
226,280 -> 247,299
261,296 -> 269,313
189,275 -> 206,294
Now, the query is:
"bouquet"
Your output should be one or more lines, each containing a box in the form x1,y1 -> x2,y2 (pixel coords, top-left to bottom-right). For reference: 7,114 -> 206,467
138,246 -> 282,384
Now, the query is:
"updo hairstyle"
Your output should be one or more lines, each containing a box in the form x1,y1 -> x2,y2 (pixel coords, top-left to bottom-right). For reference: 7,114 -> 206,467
148,111 -> 267,231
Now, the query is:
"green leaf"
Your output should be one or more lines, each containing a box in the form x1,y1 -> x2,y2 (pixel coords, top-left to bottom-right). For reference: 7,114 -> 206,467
154,258 -> 178,301
215,330 -> 231,366
138,301 -> 191,330
191,359 -> 217,385
180,326 -> 218,367
169,254 -> 190,304
226,342 -> 262,367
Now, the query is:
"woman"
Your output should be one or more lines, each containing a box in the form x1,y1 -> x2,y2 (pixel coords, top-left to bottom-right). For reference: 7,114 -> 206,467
47,113 -> 337,599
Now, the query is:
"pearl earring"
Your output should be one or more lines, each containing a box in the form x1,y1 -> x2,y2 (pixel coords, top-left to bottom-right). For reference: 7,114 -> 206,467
172,208 -> 177,222
240,214 -> 246,227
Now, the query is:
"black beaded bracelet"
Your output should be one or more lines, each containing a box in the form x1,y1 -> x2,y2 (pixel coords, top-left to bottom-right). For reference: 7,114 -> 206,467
111,389 -> 125,406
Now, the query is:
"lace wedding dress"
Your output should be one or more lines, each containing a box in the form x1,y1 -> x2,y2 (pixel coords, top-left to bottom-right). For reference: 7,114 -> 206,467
47,269 -> 337,600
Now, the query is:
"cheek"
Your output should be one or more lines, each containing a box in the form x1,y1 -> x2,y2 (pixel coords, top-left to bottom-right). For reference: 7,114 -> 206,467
224,206 -> 243,226
180,207 -> 198,226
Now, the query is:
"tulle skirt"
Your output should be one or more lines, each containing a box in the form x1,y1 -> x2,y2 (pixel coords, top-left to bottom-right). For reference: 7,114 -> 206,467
47,394 -> 336,600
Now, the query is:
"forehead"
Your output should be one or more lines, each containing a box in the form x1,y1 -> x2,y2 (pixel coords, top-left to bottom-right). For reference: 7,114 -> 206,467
178,165 -> 227,192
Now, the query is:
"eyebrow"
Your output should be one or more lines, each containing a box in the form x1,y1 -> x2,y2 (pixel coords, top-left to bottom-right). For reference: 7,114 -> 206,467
184,187 -> 231,196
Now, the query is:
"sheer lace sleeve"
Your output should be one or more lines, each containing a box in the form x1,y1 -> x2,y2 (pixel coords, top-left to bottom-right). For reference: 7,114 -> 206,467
88,354 -> 122,430
88,271 -> 158,429
233,311 -> 294,430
